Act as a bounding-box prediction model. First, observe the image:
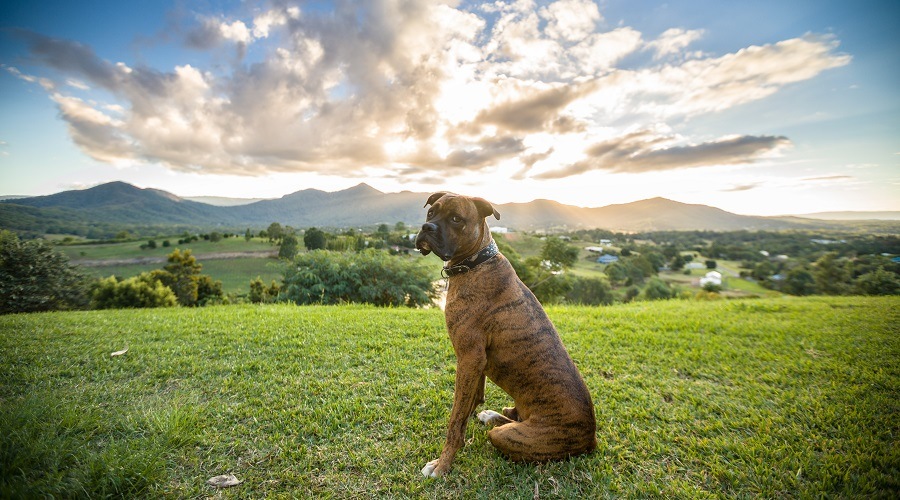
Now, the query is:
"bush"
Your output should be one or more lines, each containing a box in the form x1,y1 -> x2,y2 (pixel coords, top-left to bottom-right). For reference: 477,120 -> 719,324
280,250 -> 436,307
250,277 -> 281,303
565,276 -> 613,305
91,274 -> 178,309
0,231 -> 90,314
642,278 -> 675,301
854,267 -> 900,296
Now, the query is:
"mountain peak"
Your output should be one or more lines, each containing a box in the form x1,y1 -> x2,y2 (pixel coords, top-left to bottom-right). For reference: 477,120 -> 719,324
343,183 -> 382,196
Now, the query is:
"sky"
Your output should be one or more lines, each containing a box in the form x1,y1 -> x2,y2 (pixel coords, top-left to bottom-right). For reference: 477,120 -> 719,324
1,0 -> 898,216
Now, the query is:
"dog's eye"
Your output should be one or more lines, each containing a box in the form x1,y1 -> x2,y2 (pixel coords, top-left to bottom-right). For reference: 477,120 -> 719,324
427,209 -> 434,218
451,215 -> 462,224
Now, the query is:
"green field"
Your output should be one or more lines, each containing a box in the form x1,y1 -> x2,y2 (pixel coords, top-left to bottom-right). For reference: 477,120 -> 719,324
59,237 -> 276,261
2,297 -> 897,497
81,257 -> 284,295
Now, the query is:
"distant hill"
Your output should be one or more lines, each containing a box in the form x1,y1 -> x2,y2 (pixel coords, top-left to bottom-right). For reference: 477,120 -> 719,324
185,196 -> 271,207
2,182 -> 228,226
792,211 -> 900,221
2,181 -> 898,234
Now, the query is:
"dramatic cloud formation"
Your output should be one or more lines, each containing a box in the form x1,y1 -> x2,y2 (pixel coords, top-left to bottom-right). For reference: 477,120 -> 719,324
535,132 -> 791,179
8,0 -> 851,184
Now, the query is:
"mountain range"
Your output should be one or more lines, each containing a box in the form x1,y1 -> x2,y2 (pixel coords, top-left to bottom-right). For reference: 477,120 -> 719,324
1,181 -> 898,233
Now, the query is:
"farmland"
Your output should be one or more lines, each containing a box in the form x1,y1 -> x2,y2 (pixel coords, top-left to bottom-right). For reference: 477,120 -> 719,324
57,232 -> 778,298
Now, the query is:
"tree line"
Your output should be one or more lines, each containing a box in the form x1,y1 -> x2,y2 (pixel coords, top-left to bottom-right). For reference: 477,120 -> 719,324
570,228 -> 900,297
3,225 -> 898,315
1,231 -> 223,314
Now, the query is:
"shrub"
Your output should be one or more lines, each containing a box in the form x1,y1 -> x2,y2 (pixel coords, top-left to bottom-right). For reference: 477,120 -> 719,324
91,274 -> 177,309
280,250 -> 436,307
642,278 -> 675,301
854,267 -> 900,296
565,276 -> 613,305
249,277 -> 281,303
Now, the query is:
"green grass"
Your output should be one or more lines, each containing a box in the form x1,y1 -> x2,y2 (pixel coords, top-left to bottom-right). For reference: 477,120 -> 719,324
2,297 -> 898,497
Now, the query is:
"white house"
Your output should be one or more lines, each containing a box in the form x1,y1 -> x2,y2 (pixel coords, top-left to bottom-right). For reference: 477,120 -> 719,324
700,271 -> 722,287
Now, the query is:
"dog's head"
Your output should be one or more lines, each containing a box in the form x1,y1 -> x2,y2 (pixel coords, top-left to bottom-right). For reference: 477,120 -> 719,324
415,192 -> 500,263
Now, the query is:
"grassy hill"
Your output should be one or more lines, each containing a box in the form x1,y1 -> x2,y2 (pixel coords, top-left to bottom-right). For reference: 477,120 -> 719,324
1,297 -> 897,497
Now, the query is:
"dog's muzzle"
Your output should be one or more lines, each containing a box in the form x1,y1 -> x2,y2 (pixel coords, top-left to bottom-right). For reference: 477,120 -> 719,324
416,223 -> 450,260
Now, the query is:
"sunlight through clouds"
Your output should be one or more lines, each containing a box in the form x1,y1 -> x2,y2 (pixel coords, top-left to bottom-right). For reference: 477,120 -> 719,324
4,0 -> 875,214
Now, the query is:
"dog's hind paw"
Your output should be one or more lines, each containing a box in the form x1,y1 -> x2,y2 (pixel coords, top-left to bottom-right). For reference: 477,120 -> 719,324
477,410 -> 503,426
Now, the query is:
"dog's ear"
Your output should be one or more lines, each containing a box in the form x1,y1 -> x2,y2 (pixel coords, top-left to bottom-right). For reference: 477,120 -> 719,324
473,197 -> 500,220
424,192 -> 446,208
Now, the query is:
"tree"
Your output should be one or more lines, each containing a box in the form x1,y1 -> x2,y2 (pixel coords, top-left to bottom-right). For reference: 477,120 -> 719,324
813,252 -> 850,295
782,269 -> 816,296
541,237 -> 579,270
209,231 -> 223,243
280,250 -> 436,307
244,228 -> 253,242
304,227 -> 327,251
0,230 -> 91,314
523,237 -> 580,304
267,222 -> 284,243
854,267 -> 900,296
279,234 -> 300,260
705,260 -> 717,270
155,249 -> 203,306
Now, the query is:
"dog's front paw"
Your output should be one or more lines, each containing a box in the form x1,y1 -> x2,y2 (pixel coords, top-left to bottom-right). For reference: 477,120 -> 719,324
421,459 -> 445,478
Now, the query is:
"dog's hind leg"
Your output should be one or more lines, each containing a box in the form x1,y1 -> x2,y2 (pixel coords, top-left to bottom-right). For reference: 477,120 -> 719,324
486,420 -> 595,463
477,409 -> 515,427
502,406 -> 520,421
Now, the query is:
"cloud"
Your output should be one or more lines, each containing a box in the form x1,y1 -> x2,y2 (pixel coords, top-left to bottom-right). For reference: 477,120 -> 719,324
802,175 -> 854,182
722,183 -> 763,192
536,131 -> 791,179
540,0 -> 602,42
646,28 -> 704,59
10,1 -> 850,182
466,80 -> 597,134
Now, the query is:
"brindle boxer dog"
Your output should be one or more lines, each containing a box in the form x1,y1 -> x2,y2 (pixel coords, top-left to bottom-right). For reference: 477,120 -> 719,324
416,192 -> 596,478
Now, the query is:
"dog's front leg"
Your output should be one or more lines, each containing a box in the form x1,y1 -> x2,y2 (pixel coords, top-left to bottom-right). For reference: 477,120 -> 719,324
422,351 -> 486,477
474,373 -> 485,410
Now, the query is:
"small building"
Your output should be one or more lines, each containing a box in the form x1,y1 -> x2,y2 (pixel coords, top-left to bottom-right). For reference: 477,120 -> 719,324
585,246 -> 604,253
700,271 -> 722,287
597,254 -> 619,264
490,227 -> 509,234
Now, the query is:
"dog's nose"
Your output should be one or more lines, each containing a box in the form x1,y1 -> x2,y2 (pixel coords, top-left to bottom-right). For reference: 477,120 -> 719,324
421,222 -> 437,232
